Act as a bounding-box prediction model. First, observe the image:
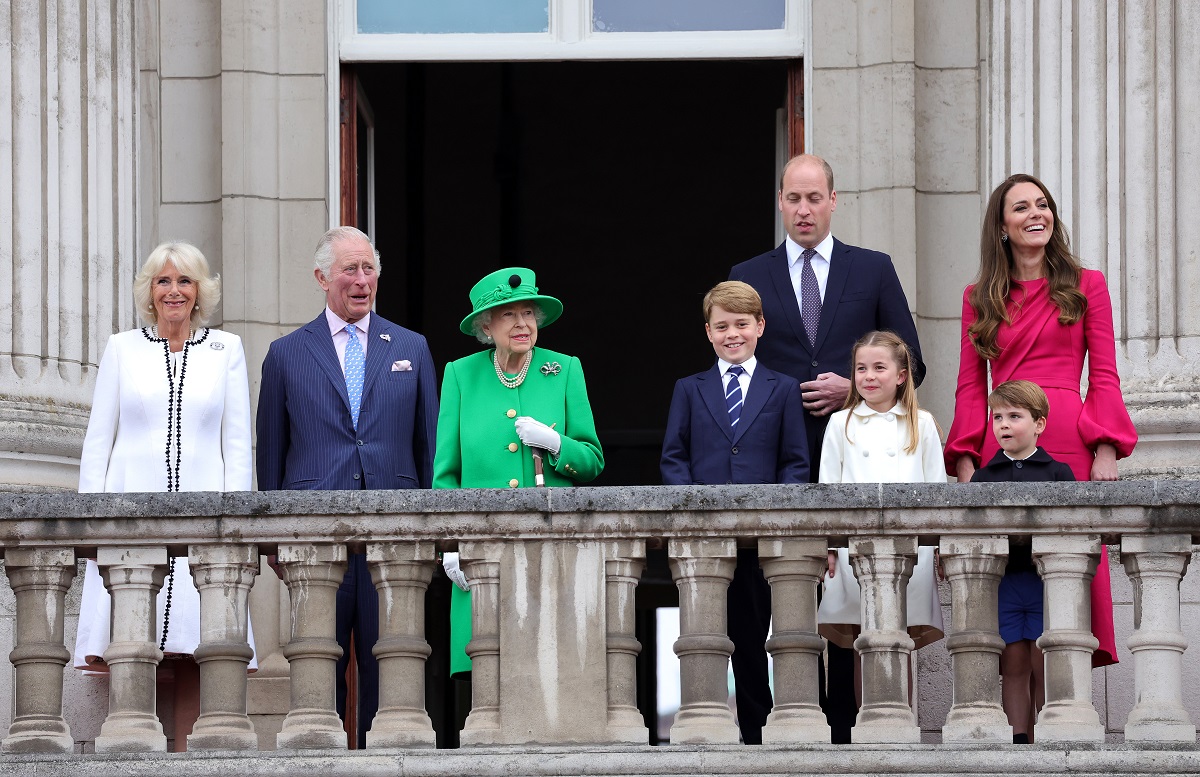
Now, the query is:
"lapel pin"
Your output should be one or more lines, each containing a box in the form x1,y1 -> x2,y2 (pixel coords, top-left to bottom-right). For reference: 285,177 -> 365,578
540,361 -> 562,376
380,333 -> 391,342
210,341 -> 225,350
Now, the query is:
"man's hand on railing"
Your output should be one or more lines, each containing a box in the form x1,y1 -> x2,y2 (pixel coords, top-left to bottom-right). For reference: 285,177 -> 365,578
442,552 -> 470,592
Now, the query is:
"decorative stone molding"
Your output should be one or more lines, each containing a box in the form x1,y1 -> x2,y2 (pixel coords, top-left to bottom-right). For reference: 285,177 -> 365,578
1032,535 -> 1103,743
668,538 -> 739,744
759,538 -> 830,743
275,543 -> 348,751
850,536 -> 920,743
938,535 -> 1010,742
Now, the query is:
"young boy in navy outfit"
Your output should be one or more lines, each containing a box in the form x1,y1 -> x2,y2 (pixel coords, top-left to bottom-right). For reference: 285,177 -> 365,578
970,379 -> 1074,744
661,281 -> 809,744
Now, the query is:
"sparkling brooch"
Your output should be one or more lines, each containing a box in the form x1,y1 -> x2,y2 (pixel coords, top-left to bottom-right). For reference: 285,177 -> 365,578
210,341 -> 225,350
540,361 -> 562,376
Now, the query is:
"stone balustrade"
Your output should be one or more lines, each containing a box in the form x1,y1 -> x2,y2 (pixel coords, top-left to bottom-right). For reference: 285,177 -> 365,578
0,483 -> 1197,772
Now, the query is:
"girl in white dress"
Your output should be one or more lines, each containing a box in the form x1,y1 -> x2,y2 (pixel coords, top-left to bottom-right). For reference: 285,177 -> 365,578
817,330 -> 945,703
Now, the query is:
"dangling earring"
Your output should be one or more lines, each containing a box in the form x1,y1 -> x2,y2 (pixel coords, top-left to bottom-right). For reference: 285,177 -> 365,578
1000,233 -> 1008,242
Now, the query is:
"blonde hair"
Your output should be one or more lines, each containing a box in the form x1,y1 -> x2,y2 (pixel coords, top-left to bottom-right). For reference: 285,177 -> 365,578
703,281 -> 763,321
988,380 -> 1050,422
842,330 -> 922,454
133,242 -> 220,327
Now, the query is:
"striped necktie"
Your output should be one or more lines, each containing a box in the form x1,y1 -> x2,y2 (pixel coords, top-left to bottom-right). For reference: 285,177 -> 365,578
725,364 -> 745,429
344,324 -> 365,429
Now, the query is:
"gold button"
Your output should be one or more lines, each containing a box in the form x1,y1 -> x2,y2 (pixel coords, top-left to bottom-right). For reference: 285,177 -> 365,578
506,409 -> 516,418
508,442 -> 519,452
508,478 -> 519,488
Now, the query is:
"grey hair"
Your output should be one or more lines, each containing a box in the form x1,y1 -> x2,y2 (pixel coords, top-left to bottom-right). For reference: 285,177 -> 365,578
471,303 -> 546,344
313,226 -> 381,279
134,241 -> 220,327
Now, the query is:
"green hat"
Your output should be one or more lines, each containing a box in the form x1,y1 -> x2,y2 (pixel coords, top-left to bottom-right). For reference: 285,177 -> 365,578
459,267 -> 563,336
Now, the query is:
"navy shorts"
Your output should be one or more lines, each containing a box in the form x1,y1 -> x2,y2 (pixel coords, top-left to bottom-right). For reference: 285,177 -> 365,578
998,569 -> 1043,644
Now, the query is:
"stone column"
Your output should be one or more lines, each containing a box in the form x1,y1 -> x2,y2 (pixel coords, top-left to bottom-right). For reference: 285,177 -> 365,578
0,0 -> 137,490
1,547 -> 77,754
759,538 -> 830,744
667,538 -> 739,744
603,540 -> 647,743
1121,533 -> 1195,742
186,544 -> 260,751
365,541 -> 437,749
275,543 -> 348,750
939,535 -> 1011,742
94,547 -> 169,753
1033,535 -> 1103,743
459,540 -> 504,746
850,536 -> 919,743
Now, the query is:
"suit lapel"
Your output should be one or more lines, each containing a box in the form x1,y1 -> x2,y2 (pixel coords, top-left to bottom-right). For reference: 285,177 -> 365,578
767,242 -> 812,356
814,238 -> 851,355
361,316 -> 391,404
302,313 -> 352,413
733,367 -> 775,445
698,365 -> 736,442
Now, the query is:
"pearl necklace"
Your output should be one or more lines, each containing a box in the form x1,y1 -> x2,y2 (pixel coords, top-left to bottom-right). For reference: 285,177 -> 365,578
494,350 -> 533,389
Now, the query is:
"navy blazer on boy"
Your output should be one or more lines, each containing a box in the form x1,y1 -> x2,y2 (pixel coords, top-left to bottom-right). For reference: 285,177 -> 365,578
729,238 -> 924,474
660,360 -> 807,744
661,362 -> 809,485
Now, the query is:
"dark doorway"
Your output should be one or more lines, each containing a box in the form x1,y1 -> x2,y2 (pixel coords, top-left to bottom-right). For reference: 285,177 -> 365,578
356,59 -> 788,486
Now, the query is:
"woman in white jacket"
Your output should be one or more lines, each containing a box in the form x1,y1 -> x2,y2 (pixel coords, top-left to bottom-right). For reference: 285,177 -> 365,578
74,241 -> 253,751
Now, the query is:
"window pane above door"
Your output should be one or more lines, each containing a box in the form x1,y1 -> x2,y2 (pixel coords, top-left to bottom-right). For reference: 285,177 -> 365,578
592,0 -> 785,32
357,0 -> 550,34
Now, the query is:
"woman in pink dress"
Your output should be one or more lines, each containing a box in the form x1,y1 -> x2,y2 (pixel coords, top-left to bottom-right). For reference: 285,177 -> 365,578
945,173 -> 1137,669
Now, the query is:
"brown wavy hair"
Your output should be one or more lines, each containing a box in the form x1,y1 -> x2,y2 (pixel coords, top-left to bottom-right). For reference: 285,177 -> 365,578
841,330 -> 922,455
968,174 -> 1087,360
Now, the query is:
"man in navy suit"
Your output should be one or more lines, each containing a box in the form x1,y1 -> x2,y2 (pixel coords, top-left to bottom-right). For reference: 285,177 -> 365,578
257,226 -> 438,747
661,281 -> 808,744
729,154 -> 924,743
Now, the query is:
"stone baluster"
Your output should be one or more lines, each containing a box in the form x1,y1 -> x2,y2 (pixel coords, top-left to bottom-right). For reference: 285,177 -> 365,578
365,541 -> 438,748
851,536 -> 919,743
1033,535 -> 1103,742
186,544 -> 260,751
668,538 -> 739,744
459,540 -> 505,746
275,543 -> 348,750
603,540 -> 648,743
939,536 -> 1011,742
759,538 -> 831,743
94,547 -> 169,753
1,548 -> 77,754
1121,534 -> 1195,742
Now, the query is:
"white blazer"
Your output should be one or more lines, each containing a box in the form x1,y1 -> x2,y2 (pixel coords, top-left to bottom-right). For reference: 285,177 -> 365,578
79,327 -> 252,493
819,402 -> 945,484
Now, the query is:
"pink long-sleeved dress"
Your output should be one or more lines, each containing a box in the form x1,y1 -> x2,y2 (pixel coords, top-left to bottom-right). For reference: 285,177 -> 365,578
945,268 -> 1137,667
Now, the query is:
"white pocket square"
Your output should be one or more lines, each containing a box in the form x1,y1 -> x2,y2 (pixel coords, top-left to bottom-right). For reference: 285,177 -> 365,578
392,360 -> 412,371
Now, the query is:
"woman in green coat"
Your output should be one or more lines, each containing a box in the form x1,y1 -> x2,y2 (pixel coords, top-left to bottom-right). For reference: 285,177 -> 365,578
435,267 -> 604,676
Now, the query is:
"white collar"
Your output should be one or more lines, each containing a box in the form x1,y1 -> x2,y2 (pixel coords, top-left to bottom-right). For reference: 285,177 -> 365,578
325,307 -> 371,336
717,356 -> 757,378
851,401 -> 907,417
785,233 -> 835,266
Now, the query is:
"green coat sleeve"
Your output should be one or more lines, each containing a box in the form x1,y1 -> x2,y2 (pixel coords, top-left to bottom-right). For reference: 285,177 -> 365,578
433,361 -> 462,489
548,356 -> 604,483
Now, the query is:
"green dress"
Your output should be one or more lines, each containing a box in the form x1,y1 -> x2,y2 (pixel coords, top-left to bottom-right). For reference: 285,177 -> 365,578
433,346 -> 604,675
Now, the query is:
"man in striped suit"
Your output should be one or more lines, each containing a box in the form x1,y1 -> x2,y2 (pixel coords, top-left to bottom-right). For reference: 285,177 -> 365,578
256,226 -> 438,747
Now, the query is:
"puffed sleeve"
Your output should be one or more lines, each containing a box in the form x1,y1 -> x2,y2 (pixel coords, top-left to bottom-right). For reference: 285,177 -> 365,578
918,411 -> 947,483
818,411 -> 848,483
432,361 -> 463,490
1077,270 -> 1137,458
220,335 -> 253,491
79,334 -> 121,493
943,287 -> 989,475
549,356 -> 605,483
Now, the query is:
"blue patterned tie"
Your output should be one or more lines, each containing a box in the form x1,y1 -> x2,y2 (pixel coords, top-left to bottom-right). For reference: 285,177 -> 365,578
344,324 -> 365,429
725,364 -> 745,429
800,248 -> 821,346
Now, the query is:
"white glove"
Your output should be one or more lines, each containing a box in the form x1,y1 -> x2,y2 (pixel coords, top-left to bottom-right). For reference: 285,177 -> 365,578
515,416 -> 561,455
442,552 -> 470,592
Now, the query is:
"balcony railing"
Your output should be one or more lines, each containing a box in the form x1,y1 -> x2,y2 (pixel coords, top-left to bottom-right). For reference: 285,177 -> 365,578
0,483 -> 1197,773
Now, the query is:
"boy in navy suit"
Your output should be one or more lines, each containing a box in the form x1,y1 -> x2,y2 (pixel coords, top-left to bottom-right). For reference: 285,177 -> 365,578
970,380 -> 1074,744
661,281 -> 809,743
